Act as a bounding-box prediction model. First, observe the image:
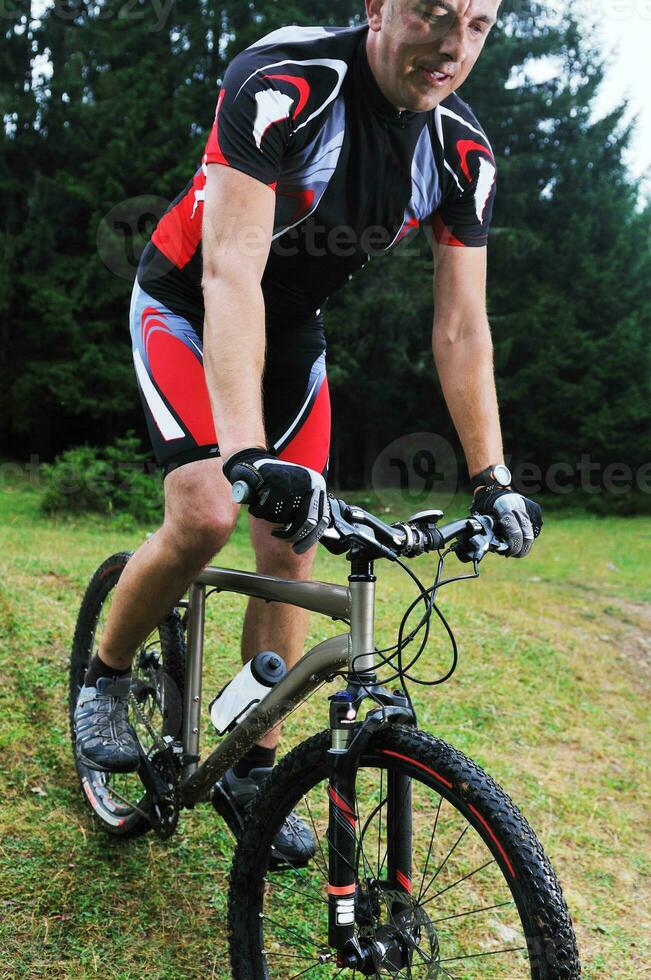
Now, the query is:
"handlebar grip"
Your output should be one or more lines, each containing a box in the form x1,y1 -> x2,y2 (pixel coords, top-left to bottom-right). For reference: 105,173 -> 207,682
232,480 -> 252,505
425,527 -> 445,552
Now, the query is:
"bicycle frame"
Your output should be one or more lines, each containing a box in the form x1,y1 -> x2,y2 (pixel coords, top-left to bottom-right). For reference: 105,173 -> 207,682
178,563 -> 376,806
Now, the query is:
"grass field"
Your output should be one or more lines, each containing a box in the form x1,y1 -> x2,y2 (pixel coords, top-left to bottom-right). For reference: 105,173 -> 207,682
0,477 -> 649,978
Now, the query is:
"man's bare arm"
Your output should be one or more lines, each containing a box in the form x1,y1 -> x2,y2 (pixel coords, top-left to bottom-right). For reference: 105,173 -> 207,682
201,165 -> 276,461
431,243 -> 504,479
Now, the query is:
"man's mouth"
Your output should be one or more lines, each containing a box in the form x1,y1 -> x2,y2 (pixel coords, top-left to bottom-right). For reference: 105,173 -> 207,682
419,66 -> 453,86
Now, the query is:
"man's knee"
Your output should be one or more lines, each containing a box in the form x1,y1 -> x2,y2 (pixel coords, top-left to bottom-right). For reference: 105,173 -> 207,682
171,510 -> 237,563
163,458 -> 239,562
249,515 -> 318,579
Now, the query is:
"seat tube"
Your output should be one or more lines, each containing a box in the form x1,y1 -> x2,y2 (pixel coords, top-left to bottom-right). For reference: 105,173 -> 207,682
182,582 -> 206,778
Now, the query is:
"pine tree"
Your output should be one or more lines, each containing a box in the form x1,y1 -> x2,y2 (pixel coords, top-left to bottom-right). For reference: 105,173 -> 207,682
2,0 -> 648,500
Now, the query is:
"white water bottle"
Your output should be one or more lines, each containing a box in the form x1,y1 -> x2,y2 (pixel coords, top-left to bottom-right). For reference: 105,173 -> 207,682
209,652 -> 287,736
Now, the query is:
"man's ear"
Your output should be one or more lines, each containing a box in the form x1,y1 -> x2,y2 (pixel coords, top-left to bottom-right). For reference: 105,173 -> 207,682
366,0 -> 387,32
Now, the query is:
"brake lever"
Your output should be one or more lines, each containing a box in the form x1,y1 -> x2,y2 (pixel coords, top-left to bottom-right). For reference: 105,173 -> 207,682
327,498 -> 401,561
480,515 -> 510,556
453,515 -> 509,564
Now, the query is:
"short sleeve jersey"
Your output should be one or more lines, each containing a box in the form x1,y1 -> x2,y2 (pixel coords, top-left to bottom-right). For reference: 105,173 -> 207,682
139,24 -> 497,331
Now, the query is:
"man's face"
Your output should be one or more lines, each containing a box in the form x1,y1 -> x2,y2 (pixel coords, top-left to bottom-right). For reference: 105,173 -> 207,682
366,0 -> 500,112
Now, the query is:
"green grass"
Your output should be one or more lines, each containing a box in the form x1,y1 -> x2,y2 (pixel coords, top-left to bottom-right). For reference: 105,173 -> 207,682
0,477 -> 649,978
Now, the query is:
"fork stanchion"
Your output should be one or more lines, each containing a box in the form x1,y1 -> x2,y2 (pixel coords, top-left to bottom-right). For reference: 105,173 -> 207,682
387,769 -> 414,909
327,692 -> 359,953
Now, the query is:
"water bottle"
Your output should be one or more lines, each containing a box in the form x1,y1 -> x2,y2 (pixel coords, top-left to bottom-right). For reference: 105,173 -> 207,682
209,652 -> 287,736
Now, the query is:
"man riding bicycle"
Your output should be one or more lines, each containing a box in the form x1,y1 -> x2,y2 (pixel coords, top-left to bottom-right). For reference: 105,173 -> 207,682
74,0 -> 541,864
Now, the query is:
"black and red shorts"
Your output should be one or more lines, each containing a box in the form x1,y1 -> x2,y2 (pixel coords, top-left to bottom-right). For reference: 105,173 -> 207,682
129,281 -> 331,478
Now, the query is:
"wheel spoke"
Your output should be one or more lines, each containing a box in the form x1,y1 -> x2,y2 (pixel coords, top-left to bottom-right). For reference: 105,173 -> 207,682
264,951 -> 318,961
286,963 -> 325,979
105,784 -> 150,821
356,793 -> 388,872
416,795 -> 442,904
261,912 -> 318,951
418,857 -> 495,908
355,793 -> 405,936
432,898 -> 514,924
439,945 -> 527,964
266,876 -> 329,907
265,854 -> 329,908
436,968 -> 458,980
304,794 -> 330,882
417,825 -> 468,905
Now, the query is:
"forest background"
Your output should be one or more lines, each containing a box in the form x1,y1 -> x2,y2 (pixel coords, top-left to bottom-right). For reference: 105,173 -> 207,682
2,0 -> 650,508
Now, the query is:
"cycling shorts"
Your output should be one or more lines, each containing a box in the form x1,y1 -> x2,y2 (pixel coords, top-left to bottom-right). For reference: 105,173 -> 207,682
129,281 -> 331,478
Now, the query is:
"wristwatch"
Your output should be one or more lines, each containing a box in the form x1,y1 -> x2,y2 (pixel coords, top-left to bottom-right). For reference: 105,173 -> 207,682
471,463 -> 512,492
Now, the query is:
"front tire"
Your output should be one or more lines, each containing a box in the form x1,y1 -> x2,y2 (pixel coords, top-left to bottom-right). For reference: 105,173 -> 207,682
229,726 -> 580,978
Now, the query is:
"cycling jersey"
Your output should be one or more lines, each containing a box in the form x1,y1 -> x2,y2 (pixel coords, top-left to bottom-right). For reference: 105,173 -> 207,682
132,23 -> 496,475
137,23 -> 496,331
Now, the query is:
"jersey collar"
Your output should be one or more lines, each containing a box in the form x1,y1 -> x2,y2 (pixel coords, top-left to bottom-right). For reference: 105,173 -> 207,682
355,30 -> 421,127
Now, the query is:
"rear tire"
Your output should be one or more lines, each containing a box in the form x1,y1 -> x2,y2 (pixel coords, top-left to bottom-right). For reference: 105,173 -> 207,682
69,552 -> 185,839
229,726 -> 580,978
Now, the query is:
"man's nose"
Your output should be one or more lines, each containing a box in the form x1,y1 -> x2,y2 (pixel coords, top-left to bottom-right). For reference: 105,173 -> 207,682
439,20 -> 467,65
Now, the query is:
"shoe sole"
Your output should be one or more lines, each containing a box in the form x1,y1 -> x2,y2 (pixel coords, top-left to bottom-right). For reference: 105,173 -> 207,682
75,747 -> 140,775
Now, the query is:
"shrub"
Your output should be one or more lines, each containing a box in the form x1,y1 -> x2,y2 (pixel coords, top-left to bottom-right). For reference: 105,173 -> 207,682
41,434 -> 163,522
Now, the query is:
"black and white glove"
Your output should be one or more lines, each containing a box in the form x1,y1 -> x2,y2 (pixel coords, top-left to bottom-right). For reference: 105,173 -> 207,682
223,448 -> 331,555
471,487 -> 543,558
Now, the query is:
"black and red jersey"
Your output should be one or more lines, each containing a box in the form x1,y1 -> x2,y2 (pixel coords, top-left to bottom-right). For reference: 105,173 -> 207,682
138,24 -> 497,331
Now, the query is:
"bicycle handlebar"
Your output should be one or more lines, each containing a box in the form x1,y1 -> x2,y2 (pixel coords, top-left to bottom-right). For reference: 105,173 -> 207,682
327,497 -> 508,563
231,478 -> 508,564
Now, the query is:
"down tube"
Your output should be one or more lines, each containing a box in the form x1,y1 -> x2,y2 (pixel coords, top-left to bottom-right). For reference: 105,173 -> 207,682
180,634 -> 350,806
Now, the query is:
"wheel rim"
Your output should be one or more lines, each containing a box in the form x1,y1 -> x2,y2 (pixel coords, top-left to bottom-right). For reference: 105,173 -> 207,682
250,754 -> 532,978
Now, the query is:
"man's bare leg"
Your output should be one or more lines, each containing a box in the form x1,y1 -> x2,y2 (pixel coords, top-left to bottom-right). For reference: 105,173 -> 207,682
98,458 -> 239,670
92,457 -> 315,764
241,512 -> 317,750
211,510 -> 319,861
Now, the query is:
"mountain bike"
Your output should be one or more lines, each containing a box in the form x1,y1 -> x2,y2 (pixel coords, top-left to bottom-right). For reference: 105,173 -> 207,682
69,494 -> 580,978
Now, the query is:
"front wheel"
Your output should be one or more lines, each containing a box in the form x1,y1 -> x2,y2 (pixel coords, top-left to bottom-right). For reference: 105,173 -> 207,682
229,726 -> 580,979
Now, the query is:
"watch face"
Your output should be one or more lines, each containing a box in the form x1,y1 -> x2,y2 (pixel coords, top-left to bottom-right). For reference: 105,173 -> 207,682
492,464 -> 512,487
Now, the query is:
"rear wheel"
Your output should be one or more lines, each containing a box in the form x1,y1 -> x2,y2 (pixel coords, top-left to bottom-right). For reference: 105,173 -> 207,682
229,726 -> 580,978
69,552 -> 185,839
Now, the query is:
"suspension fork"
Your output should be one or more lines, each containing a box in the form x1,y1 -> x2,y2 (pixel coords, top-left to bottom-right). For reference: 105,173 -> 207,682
326,551 -> 376,949
386,769 -> 413,907
327,550 -> 416,958
327,697 -> 417,958
327,692 -> 359,949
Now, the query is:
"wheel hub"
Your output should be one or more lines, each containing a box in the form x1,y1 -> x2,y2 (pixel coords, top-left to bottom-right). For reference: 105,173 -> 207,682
342,897 -> 441,976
